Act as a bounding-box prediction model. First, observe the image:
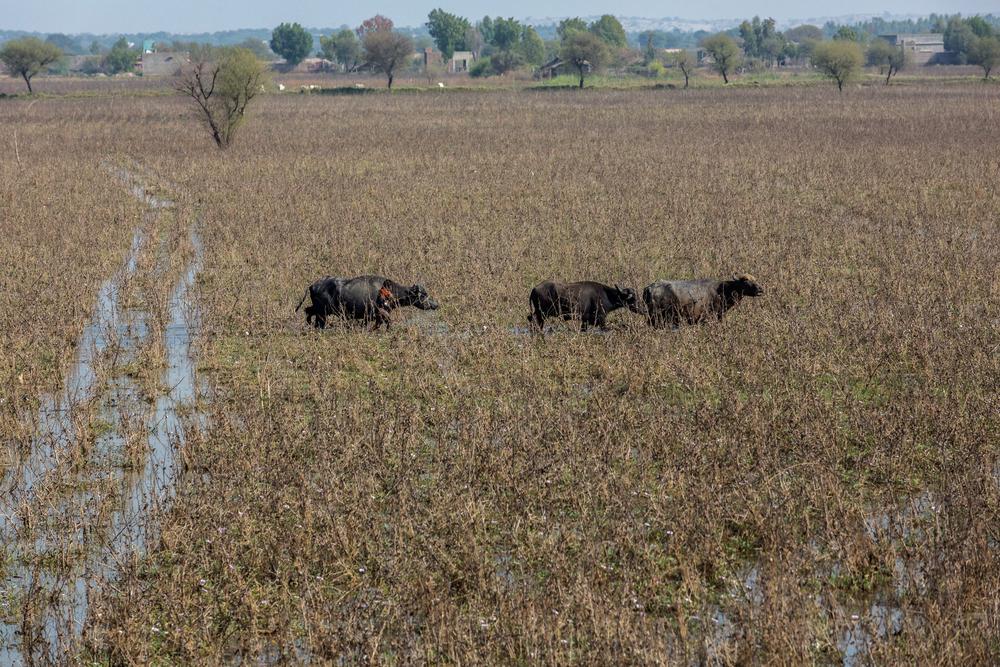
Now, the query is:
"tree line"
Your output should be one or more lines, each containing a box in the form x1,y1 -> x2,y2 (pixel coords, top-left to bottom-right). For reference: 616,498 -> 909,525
3,11 -> 998,97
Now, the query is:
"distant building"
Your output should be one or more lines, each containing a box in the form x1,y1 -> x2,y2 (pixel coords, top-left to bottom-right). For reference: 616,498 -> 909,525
877,33 -> 950,65
662,47 -> 705,63
423,47 -> 443,70
538,57 -> 564,78
66,55 -> 101,73
142,39 -> 155,54
449,51 -> 475,73
140,51 -> 189,76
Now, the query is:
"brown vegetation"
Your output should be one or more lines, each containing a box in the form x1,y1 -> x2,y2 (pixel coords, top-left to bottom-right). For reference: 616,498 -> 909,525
2,82 -> 998,663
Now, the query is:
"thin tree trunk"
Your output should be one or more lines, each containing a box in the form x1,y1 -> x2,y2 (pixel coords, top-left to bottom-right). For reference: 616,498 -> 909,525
683,70 -> 689,88
22,73 -> 32,94
722,70 -> 729,84
388,72 -> 393,89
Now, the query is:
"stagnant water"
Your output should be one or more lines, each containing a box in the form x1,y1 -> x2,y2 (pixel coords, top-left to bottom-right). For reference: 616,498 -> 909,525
0,168 -> 202,663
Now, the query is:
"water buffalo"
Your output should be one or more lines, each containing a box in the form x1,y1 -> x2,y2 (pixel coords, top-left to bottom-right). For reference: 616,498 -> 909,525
642,274 -> 764,328
528,281 -> 640,332
295,275 -> 346,329
297,275 -> 439,329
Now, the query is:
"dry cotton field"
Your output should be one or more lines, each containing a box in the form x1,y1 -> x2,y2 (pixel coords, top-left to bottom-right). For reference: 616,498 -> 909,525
1,81 -> 998,664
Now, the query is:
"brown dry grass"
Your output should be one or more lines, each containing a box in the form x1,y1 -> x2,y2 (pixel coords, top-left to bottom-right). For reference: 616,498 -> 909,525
3,81 -> 998,664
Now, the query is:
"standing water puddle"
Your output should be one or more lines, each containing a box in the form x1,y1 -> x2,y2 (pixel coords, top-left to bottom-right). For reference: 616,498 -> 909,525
0,166 -> 203,663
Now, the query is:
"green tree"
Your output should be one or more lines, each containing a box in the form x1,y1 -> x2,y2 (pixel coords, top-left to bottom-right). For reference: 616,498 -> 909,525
669,49 -> 695,88
320,29 -> 360,70
270,22 -> 313,66
103,37 -> 137,75
833,26 -> 860,42
739,16 -> 778,58
643,32 -> 656,64
426,9 -> 470,60
89,40 -> 104,55
464,27 -> 484,58
557,18 -> 588,40
812,39 -> 863,91
969,36 -> 1000,79
362,30 -> 414,89
490,49 -> 523,75
490,17 -> 522,51
236,38 -> 273,60
0,37 -> 63,93
700,33 -> 742,83
761,35 -> 786,66
477,16 -> 495,44
45,34 -> 80,55
785,24 -> 823,43
966,15 -> 994,39
176,47 -> 269,149
561,30 -> 608,88
944,17 -> 976,60
866,39 -> 907,85
589,15 -> 627,48
520,26 -> 546,66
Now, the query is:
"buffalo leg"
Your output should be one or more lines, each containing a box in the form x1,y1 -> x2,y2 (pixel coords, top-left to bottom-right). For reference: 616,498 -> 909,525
530,310 -> 545,332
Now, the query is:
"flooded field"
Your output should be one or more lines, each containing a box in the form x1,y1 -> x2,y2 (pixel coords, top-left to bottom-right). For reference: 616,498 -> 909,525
0,166 -> 203,661
1,82 -> 998,663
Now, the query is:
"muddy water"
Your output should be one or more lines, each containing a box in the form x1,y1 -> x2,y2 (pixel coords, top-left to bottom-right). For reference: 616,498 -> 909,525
699,492 -> 940,666
0,168 -> 202,663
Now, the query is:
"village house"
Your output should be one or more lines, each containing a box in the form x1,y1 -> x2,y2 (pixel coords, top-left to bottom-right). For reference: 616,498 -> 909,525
877,33 -> 951,65
139,51 -> 189,76
449,51 -> 474,73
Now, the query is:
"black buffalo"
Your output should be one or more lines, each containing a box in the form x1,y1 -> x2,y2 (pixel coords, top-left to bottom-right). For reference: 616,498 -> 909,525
297,275 -> 439,329
642,274 -> 764,328
295,275 -> 345,328
528,281 -> 640,332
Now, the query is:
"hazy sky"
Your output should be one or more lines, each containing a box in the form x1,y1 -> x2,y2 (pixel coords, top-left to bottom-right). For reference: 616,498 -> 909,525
5,0 -> 996,34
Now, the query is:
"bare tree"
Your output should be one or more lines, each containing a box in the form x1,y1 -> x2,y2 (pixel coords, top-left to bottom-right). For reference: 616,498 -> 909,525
177,48 -> 268,149
362,31 -> 414,89
670,50 -> 695,88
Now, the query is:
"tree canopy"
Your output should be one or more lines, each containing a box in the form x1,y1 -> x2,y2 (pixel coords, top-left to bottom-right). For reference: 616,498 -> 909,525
177,47 -> 269,149
700,33 -> 742,83
103,37 -> 137,74
45,33 -> 81,55
362,30 -> 413,89
472,16 -> 544,75
668,49 -> 695,88
589,15 -> 627,48
320,29 -> 360,70
561,30 -> 608,88
739,16 -> 778,57
270,23 -> 313,66
0,37 -> 63,93
357,15 -> 394,37
866,39 -> 907,85
811,40 -> 863,91
557,18 -> 588,40
426,9 -> 470,60
969,36 -> 1000,79
785,24 -> 823,43
520,26 -> 545,66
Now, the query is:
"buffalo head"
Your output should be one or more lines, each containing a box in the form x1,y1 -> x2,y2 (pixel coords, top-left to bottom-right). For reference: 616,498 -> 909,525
730,274 -> 764,297
614,284 -> 641,313
406,284 -> 439,310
